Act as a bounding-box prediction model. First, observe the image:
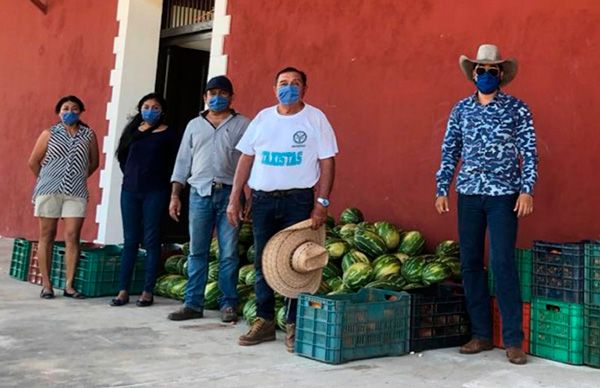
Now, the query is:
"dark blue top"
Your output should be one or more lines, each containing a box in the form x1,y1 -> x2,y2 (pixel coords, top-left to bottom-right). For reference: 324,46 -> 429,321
121,127 -> 180,193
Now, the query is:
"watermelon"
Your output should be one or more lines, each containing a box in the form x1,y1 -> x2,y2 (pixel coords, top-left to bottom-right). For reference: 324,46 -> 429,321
393,252 -> 410,264
341,249 -> 370,272
339,207 -> 364,225
355,221 -> 376,233
236,284 -> 254,315
338,223 -> 357,245
171,278 -> 188,301
318,280 -> 332,294
403,282 -> 426,290
246,245 -> 255,264
243,296 -> 257,322
437,256 -> 461,280
364,279 -> 404,291
325,238 -> 349,260
239,222 -> 254,245
354,230 -> 387,258
401,256 -> 427,283
165,255 -> 185,274
330,225 -> 343,238
238,264 -> 254,284
343,262 -> 374,290
325,276 -> 344,291
238,243 -> 248,262
245,268 -> 256,286
177,256 -> 187,276
374,221 -> 402,251
181,242 -> 190,257
182,259 -> 189,278
326,215 -> 336,228
204,281 -> 222,310
372,255 -> 402,280
209,238 -> 219,261
327,288 -> 352,295
413,254 -> 438,262
322,261 -> 342,280
208,260 -> 219,282
276,306 -> 286,331
421,262 -> 452,285
379,273 -> 407,289
398,231 -> 426,256
435,240 -> 460,257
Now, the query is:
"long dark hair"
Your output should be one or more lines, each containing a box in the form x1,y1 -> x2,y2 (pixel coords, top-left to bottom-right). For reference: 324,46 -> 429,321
55,95 -> 90,127
115,93 -> 168,165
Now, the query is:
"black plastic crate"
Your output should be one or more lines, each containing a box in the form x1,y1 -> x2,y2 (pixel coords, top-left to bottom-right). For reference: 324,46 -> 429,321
533,241 -> 585,304
408,283 -> 471,352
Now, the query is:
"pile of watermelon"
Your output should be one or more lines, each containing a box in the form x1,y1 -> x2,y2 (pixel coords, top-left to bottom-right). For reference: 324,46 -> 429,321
154,222 -> 288,330
323,207 -> 462,294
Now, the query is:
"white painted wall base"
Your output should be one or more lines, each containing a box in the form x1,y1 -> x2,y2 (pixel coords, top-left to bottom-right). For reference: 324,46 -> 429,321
96,0 -> 230,244
96,0 -> 163,244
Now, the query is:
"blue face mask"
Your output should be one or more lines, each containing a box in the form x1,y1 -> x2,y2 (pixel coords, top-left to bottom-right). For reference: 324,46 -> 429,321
277,85 -> 301,105
61,111 -> 80,125
208,95 -> 229,112
141,109 -> 162,125
475,71 -> 500,94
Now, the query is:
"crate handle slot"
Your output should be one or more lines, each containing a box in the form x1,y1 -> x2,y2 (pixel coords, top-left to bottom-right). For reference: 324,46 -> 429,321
549,249 -> 562,255
384,294 -> 398,301
308,300 -> 322,309
545,304 -> 560,312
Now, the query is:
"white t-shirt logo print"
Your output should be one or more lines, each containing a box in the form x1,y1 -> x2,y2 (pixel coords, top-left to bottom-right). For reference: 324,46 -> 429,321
293,130 -> 307,144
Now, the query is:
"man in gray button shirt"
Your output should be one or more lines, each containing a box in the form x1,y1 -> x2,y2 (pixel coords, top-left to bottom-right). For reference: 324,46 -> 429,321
167,76 -> 250,323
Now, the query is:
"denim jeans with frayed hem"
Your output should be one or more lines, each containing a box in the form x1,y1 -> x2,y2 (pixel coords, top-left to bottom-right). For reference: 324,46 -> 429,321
458,193 -> 523,347
184,186 -> 240,312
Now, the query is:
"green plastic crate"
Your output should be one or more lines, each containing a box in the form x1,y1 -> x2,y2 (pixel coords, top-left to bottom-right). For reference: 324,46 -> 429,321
584,304 -> 600,368
584,242 -> 600,306
10,239 -> 32,281
295,288 -> 411,364
530,297 -> 584,365
488,248 -> 532,302
51,244 -> 146,297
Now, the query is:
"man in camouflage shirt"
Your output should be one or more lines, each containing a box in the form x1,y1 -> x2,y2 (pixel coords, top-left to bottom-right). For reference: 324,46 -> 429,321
435,44 -> 538,365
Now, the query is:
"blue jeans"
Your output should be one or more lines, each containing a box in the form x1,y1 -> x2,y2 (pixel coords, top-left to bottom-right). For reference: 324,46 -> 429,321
119,189 -> 169,293
252,189 -> 314,323
458,193 -> 523,347
184,185 -> 239,311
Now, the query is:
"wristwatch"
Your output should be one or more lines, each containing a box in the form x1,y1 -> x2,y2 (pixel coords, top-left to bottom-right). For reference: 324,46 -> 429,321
316,197 -> 330,208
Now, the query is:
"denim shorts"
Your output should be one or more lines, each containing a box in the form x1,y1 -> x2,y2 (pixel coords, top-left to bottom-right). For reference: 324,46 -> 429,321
34,194 -> 87,218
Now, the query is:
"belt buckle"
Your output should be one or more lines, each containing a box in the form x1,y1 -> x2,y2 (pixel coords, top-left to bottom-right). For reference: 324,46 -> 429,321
212,182 -> 223,190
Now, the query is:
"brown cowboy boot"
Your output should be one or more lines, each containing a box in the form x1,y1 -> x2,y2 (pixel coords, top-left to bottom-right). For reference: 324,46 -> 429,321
285,323 -> 296,353
238,317 -> 276,346
459,338 -> 494,354
506,347 -> 527,365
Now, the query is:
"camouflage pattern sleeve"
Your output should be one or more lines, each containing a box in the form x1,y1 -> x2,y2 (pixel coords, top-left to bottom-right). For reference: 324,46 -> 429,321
515,102 -> 538,195
436,105 -> 463,197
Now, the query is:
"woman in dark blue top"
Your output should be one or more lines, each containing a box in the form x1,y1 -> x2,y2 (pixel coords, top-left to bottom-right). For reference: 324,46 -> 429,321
111,93 -> 179,307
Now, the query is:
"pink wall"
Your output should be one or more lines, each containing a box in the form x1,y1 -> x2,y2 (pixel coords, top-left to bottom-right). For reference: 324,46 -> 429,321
225,0 -> 600,249
0,0 -> 117,240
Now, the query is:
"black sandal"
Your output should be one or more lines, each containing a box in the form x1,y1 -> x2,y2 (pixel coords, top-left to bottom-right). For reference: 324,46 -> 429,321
136,297 -> 154,307
40,288 -> 54,299
63,290 -> 86,299
110,297 -> 130,306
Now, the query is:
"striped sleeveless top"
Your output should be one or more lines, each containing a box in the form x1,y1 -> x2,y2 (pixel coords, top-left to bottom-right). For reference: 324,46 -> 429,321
32,123 -> 94,202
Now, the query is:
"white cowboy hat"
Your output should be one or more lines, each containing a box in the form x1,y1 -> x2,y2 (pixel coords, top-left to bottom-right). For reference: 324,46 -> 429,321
459,44 -> 518,87
262,219 -> 327,298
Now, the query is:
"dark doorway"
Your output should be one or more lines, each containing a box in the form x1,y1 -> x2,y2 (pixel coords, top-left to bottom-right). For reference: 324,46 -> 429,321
155,44 -> 210,243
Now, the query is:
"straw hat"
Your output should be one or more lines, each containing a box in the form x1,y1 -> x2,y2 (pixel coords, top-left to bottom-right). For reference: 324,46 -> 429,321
262,219 -> 327,298
459,44 -> 518,87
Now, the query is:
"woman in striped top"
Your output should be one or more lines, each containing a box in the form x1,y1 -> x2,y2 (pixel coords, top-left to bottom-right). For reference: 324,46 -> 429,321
28,95 -> 100,299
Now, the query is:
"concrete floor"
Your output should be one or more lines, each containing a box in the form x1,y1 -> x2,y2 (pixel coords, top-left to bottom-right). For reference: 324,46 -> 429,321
0,236 -> 598,388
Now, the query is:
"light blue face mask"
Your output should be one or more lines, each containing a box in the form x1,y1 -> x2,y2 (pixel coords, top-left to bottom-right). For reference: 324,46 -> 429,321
141,108 -> 162,125
277,85 -> 301,105
475,72 -> 500,94
208,95 -> 229,112
61,111 -> 80,125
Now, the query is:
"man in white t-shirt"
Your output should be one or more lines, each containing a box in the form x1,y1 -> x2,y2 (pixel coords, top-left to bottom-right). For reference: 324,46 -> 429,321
227,67 -> 338,352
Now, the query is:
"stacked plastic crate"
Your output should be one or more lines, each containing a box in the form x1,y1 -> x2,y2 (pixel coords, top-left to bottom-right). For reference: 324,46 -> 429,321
530,241 -> 586,365
584,242 -> 600,368
488,248 -> 532,353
